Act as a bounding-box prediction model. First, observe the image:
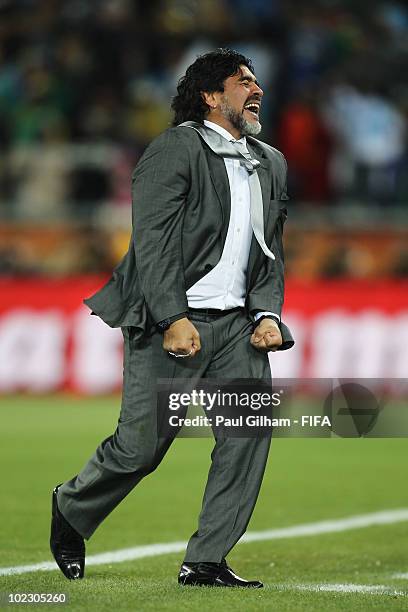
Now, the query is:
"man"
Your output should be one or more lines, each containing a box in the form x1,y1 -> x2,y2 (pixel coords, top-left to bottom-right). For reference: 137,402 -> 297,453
50,48 -> 294,588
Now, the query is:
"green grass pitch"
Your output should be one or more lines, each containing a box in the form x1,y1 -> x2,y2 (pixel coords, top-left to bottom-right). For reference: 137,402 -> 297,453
0,395 -> 407,610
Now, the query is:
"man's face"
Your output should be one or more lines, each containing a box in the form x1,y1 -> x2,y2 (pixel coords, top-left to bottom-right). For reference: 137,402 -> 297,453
210,65 -> 264,137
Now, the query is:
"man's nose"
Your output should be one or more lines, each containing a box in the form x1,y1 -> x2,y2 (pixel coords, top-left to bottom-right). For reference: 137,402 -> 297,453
252,82 -> 263,97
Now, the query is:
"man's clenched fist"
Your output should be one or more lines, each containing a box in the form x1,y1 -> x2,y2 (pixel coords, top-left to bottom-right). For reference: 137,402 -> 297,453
250,318 -> 282,352
163,317 -> 201,357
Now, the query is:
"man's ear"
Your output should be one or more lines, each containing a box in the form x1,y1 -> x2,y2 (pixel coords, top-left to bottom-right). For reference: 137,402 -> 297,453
201,91 -> 217,110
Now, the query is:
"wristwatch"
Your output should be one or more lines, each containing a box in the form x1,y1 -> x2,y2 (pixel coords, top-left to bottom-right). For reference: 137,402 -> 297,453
156,312 -> 188,332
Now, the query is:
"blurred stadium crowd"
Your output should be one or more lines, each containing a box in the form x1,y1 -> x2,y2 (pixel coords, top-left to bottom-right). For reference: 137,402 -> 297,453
0,0 -> 407,278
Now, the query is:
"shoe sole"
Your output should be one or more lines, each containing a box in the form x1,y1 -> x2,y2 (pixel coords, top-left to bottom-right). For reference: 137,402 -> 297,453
178,578 -> 263,588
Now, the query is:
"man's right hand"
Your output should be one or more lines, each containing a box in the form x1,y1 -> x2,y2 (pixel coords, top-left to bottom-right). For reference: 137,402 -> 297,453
163,317 -> 201,357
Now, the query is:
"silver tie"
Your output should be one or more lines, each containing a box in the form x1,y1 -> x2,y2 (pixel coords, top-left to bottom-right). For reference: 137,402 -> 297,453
230,139 -> 275,261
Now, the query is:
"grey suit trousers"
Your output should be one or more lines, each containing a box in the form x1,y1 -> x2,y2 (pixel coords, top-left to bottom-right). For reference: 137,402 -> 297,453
57,309 -> 272,563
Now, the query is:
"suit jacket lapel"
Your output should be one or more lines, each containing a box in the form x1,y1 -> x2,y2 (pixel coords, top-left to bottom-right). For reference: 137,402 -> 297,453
204,146 -> 231,232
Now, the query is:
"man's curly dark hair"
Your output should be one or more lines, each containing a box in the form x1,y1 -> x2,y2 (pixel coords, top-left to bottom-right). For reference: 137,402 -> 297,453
171,48 -> 254,126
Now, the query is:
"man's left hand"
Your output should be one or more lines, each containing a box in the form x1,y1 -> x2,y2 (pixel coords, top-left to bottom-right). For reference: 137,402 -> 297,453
250,318 -> 282,352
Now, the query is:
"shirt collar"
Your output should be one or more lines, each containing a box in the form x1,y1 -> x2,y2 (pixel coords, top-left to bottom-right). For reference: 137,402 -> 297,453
203,120 -> 247,146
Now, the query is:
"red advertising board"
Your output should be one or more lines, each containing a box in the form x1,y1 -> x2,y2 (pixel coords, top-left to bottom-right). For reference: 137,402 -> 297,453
0,278 -> 407,393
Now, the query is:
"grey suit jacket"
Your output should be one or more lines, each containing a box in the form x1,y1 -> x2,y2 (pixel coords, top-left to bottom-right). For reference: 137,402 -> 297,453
84,126 -> 294,350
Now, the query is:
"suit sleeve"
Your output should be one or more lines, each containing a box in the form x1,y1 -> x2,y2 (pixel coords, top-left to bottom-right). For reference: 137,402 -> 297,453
247,152 -> 295,350
131,129 -> 190,323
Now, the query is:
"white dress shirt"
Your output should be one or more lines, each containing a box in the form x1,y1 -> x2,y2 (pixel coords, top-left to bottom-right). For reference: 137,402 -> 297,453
186,120 -> 279,323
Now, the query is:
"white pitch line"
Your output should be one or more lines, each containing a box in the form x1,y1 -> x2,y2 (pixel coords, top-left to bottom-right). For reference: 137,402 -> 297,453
241,508 -> 408,543
272,583 -> 406,596
392,572 -> 408,579
1,508 -> 408,578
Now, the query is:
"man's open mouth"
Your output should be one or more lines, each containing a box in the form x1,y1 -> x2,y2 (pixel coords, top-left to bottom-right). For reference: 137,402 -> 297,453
243,101 -> 260,118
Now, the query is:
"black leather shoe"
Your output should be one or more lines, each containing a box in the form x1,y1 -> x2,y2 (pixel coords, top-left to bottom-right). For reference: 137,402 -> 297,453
178,559 -> 263,588
50,484 -> 85,580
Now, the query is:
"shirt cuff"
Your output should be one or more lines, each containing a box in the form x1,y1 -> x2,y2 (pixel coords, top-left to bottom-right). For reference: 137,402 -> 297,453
254,311 -> 281,323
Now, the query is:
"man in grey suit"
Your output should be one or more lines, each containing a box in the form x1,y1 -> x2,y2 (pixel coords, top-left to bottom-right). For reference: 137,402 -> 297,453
50,48 -> 294,588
